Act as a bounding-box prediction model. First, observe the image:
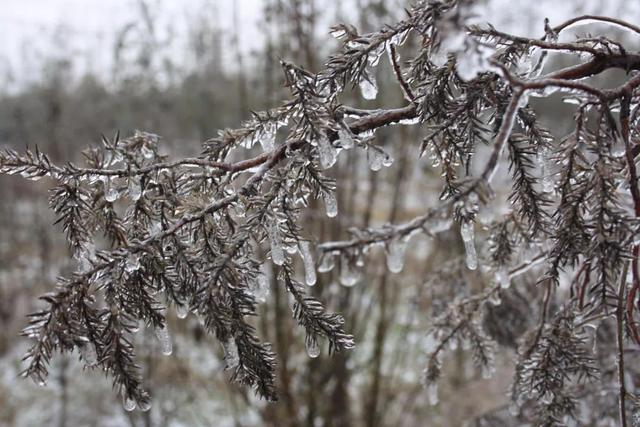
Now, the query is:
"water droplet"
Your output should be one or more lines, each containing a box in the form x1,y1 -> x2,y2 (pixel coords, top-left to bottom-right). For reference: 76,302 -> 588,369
123,395 -> 136,412
176,303 -> 189,319
306,339 -> 320,358
104,177 -> 119,202
339,257 -> 359,287
138,399 -> 151,412
318,252 -> 336,273
367,147 -> 385,171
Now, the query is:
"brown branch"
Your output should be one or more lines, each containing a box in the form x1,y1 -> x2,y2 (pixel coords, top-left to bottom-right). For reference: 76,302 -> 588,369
616,261 -> 630,427
552,15 -> 640,37
388,43 -> 416,103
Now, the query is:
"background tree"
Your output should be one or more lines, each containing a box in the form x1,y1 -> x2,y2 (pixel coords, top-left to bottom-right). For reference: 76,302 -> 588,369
3,0 -> 640,426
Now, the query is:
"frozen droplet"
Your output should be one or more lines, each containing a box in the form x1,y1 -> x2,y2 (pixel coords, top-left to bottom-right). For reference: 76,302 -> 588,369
104,177 -> 119,202
79,340 -> 98,366
339,257 -> 359,287
338,128 -> 354,149
306,339 -> 320,358
427,382 -> 439,405
285,243 -> 298,254
128,177 -> 142,201
138,399 -> 151,412
125,253 -> 141,273
154,325 -> 173,356
382,152 -> 393,167
481,364 -> 495,379
318,252 -> 336,273
300,241 -> 317,286
488,290 -> 502,306
508,401 -> 520,417
386,237 -> 407,273
268,222 -> 285,266
449,337 -> 459,351
367,147 -> 385,171
359,75 -> 378,100
252,266 -> 270,303
260,123 -> 276,152
176,303 -> 189,319
460,221 -> 477,270
317,135 -> 338,169
323,192 -> 338,218
223,337 -> 239,369
123,396 -> 136,412
495,268 -> 510,289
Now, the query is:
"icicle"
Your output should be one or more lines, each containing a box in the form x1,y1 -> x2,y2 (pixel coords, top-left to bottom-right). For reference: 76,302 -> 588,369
268,222 -> 285,266
104,177 -> 119,202
79,340 -> 98,366
495,268 -> 510,289
460,220 -> 478,270
260,123 -> 276,152
339,256 -> 359,287
252,266 -> 270,303
123,396 -> 136,412
427,382 -> 439,406
317,135 -> 338,169
338,128 -> 355,149
154,325 -> 173,356
306,339 -> 320,358
323,192 -> 338,218
300,241 -> 317,286
538,146 -> 554,193
125,253 -> 141,273
359,74 -> 378,100
367,147 -> 385,171
386,236 -> 407,273
318,251 -> 336,273
176,303 -> 189,319
128,177 -> 142,201
223,337 -> 239,369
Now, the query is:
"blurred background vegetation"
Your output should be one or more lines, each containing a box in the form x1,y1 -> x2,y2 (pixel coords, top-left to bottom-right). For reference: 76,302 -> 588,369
0,1 -> 637,426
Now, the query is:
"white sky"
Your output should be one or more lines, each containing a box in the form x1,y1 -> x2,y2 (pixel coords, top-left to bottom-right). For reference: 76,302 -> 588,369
0,0 -> 637,89
0,0 -> 264,87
